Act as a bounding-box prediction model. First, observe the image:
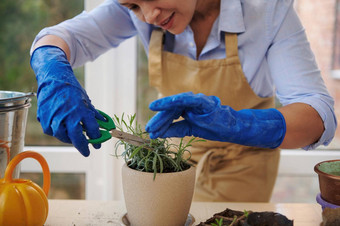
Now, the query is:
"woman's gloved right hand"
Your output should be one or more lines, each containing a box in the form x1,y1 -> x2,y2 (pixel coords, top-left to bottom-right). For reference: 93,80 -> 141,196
146,92 -> 286,149
30,45 -> 104,157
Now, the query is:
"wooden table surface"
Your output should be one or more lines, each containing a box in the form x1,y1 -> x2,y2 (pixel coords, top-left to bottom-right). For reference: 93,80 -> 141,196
45,199 -> 323,226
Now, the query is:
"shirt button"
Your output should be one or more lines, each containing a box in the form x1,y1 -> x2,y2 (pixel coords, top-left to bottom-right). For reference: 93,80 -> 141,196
189,42 -> 195,48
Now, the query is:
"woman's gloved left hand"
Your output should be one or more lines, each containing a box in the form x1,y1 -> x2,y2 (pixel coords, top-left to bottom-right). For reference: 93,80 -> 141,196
145,92 -> 286,149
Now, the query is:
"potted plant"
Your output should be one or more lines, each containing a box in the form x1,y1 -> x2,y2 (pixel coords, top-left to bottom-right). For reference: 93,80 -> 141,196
113,114 -> 199,226
314,159 -> 340,209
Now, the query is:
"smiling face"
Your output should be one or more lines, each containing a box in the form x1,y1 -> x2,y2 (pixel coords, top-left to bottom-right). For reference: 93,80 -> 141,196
118,0 -> 198,34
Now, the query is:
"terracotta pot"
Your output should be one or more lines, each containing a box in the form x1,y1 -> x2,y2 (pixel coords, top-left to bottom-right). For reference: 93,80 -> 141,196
122,163 -> 196,226
314,159 -> 340,206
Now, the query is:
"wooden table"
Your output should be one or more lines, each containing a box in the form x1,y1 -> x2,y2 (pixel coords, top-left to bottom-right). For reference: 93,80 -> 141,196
45,200 -> 322,226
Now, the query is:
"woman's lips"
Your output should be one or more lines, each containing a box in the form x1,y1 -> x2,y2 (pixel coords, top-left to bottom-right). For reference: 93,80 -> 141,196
160,12 -> 174,30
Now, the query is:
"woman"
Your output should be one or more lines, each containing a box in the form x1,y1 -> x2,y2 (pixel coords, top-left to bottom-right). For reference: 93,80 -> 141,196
30,0 -> 337,202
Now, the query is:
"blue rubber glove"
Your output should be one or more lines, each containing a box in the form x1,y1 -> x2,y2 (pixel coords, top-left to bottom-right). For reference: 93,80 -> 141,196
30,45 -> 104,157
145,92 -> 286,149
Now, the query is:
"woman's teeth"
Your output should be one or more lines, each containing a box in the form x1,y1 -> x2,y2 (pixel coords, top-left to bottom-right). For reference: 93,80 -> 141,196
161,13 -> 173,26
162,17 -> 170,25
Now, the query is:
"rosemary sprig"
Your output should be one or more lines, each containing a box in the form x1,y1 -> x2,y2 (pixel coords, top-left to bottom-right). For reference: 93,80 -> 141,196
113,113 -> 202,180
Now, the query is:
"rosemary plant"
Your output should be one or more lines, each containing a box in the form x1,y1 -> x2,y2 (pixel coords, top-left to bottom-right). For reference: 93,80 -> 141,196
113,114 -> 201,179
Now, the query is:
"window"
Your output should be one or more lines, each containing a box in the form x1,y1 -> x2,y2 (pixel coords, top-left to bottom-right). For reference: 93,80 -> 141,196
0,0 -> 84,146
332,0 -> 340,78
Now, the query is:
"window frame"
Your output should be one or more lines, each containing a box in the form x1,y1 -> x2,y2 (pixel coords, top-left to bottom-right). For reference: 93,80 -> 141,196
331,0 -> 340,79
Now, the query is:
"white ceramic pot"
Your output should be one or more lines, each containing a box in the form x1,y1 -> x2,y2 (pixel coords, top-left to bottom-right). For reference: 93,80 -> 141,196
122,163 -> 196,226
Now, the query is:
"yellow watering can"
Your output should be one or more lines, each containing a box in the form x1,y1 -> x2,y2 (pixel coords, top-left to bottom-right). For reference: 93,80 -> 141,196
0,151 -> 50,226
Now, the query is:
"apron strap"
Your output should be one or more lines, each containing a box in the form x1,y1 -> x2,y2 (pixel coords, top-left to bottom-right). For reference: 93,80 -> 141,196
148,29 -> 165,88
224,33 -> 239,58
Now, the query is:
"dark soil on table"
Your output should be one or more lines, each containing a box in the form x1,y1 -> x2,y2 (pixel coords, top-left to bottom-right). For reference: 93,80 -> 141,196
196,208 -> 293,226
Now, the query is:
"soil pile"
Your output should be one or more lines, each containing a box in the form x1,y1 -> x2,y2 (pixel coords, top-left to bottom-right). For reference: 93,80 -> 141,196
196,208 -> 293,226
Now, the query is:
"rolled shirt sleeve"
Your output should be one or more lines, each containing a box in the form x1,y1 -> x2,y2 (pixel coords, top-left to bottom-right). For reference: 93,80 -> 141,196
265,1 -> 337,150
30,0 -> 138,68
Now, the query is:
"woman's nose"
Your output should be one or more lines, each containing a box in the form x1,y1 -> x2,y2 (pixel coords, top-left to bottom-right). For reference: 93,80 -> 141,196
143,6 -> 161,24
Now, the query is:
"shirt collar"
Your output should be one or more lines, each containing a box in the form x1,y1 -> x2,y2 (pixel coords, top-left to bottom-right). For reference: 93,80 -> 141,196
218,0 -> 246,34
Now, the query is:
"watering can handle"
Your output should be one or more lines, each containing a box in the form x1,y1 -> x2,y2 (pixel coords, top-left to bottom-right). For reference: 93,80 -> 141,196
4,151 -> 51,196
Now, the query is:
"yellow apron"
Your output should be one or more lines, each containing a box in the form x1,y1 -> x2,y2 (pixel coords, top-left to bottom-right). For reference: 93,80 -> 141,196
148,29 -> 280,202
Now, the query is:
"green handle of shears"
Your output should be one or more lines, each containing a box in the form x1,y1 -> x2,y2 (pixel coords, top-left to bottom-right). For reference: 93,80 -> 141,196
88,110 -> 116,144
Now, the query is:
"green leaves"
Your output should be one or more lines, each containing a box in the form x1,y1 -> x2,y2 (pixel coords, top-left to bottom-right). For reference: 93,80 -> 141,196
211,218 -> 223,226
113,114 -> 202,179
209,210 -> 251,226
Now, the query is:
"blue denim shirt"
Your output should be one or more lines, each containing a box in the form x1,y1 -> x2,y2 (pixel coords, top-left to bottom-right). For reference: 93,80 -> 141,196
31,0 -> 337,150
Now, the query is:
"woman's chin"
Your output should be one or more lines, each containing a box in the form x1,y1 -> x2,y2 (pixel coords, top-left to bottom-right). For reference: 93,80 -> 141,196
167,26 -> 186,35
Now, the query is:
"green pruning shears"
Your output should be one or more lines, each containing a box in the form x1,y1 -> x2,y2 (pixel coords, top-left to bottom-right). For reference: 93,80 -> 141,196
88,110 -> 149,146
